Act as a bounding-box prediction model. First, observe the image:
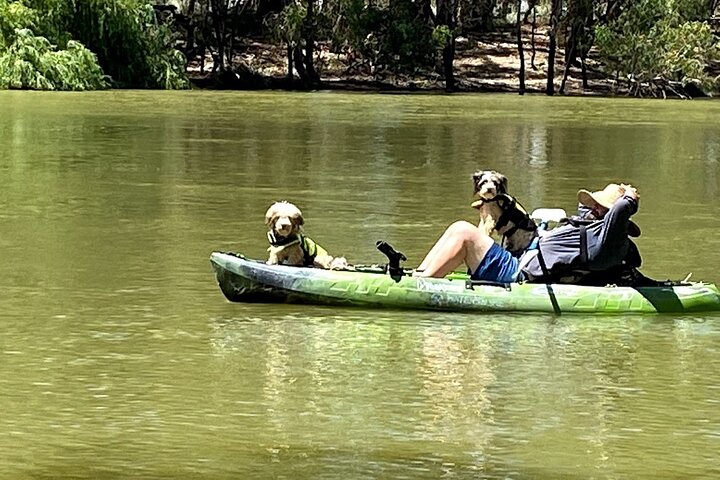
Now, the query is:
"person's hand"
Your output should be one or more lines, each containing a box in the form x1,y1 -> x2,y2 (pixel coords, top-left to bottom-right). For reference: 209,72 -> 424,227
620,183 -> 639,200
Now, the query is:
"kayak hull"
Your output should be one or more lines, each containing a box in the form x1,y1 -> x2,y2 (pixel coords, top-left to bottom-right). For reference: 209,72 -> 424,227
210,252 -> 720,314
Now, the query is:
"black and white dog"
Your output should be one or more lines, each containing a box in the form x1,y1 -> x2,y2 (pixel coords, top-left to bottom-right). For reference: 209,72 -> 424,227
471,170 -> 537,256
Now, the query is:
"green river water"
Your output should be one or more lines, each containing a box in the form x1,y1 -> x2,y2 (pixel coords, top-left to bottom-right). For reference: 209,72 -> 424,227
1,90 -> 719,479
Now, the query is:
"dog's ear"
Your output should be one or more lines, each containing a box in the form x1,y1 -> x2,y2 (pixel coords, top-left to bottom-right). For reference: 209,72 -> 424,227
284,203 -> 304,228
265,207 -> 277,226
472,170 -> 485,191
265,202 -> 284,226
496,173 -> 508,193
289,213 -> 304,233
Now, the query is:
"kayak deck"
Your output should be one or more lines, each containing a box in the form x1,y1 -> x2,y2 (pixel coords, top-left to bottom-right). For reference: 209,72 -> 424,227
210,252 -> 720,314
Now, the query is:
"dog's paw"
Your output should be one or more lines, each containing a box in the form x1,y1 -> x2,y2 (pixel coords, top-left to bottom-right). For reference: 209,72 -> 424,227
477,220 -> 495,236
329,257 -> 349,270
312,254 -> 333,269
315,256 -> 331,269
267,247 -> 281,265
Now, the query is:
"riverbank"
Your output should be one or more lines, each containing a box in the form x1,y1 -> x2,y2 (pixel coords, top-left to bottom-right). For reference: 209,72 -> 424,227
188,25 -> 617,96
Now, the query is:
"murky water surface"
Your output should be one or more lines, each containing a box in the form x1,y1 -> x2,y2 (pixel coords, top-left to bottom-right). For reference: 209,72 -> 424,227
1,91 -> 719,479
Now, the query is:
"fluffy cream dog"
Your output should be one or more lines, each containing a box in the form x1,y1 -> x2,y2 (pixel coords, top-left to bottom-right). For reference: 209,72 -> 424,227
265,201 -> 346,269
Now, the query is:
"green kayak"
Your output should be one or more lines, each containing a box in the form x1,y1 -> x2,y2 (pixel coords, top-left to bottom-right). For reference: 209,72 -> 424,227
210,252 -> 720,314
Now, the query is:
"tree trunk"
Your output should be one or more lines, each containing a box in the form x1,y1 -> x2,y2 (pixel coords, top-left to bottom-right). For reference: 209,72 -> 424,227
226,0 -> 248,71
605,0 -> 623,22
303,0 -> 320,85
418,0 -> 435,24
293,46 -> 310,84
523,0 -> 536,23
209,0 -> 228,72
559,41 -> 575,94
517,0 -> 525,94
286,44 -> 294,83
438,0 -> 457,91
546,0 -> 561,95
530,5 -> 537,70
560,16 -> 577,95
185,0 -> 196,62
562,0 -> 594,93
442,39 -> 456,91
478,0 -> 496,32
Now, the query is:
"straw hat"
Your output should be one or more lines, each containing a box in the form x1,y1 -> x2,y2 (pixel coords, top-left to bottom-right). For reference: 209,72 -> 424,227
577,184 -> 641,237
578,183 -> 624,210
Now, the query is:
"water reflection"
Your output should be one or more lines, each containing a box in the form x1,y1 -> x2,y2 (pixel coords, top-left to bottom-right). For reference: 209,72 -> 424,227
205,310 -> 720,477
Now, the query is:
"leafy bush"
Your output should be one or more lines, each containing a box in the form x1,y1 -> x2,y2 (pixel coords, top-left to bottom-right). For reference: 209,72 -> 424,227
270,1 -> 306,48
0,0 -> 37,48
330,0 -> 435,75
595,0 -> 720,93
1,0 -> 188,89
69,0 -> 188,88
0,28 -> 107,90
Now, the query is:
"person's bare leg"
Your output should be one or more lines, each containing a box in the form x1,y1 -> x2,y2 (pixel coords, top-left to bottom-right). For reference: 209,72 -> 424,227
414,221 -> 495,278
416,225 -> 458,271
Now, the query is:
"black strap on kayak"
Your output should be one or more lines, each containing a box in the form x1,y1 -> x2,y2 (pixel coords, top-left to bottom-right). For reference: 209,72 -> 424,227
536,243 -> 562,316
465,279 -> 512,291
579,225 -> 588,266
376,240 -> 407,283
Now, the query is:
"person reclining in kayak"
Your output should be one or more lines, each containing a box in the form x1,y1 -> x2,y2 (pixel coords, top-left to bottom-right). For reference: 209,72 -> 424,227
413,183 -> 639,284
559,188 -> 658,286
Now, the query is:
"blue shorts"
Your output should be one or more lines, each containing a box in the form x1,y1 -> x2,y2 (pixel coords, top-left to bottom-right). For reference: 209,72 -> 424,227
471,243 -> 520,283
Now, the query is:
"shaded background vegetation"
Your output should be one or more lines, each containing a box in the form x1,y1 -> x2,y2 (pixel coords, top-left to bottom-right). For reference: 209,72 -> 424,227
0,0 -> 188,89
1,0 -> 720,95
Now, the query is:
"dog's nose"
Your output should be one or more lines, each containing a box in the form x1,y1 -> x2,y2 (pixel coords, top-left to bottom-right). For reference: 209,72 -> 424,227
275,217 -> 292,232
480,184 -> 495,194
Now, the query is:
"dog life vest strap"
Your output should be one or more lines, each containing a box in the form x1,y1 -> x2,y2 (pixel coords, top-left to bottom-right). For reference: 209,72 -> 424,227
267,231 -> 301,247
492,194 -> 538,234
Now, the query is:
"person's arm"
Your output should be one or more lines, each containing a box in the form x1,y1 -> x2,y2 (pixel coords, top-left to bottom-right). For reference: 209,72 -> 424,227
599,191 -> 638,245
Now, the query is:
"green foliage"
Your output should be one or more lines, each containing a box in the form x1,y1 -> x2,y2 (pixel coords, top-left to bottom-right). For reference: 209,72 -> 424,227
432,25 -> 453,49
23,0 -> 72,45
0,0 -> 188,89
656,20 -> 719,84
0,0 -> 37,47
671,0 -> 712,21
0,28 -> 107,90
595,0 -> 720,92
270,2 -> 306,46
330,0 -> 435,74
69,0 -> 188,88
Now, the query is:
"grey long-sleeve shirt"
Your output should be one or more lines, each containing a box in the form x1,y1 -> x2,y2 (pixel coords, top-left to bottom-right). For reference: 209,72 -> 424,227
520,195 -> 639,280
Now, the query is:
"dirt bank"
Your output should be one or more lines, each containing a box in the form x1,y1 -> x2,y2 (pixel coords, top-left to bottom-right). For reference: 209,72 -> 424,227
188,25 -> 617,95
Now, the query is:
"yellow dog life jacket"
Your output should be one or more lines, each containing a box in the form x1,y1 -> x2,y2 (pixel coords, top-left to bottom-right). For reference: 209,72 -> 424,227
298,234 -> 329,266
268,231 -> 328,267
